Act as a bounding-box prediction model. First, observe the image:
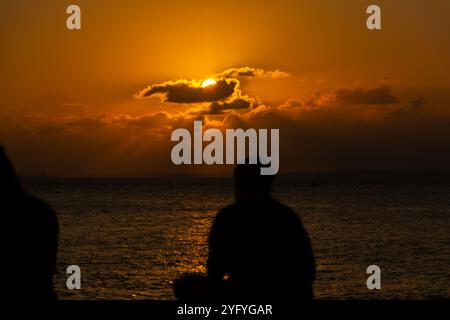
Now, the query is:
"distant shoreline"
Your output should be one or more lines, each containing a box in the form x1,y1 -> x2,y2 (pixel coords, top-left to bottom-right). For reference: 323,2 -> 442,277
20,171 -> 450,186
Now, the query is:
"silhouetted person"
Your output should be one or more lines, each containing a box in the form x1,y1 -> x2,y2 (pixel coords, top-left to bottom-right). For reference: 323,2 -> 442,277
0,146 -> 58,299
174,162 -> 315,300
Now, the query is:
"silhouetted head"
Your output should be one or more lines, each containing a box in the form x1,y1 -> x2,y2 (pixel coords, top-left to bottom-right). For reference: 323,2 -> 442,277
234,161 -> 274,202
0,146 -> 23,197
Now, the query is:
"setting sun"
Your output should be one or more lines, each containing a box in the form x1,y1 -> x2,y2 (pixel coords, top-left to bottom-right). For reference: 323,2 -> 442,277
201,78 -> 217,88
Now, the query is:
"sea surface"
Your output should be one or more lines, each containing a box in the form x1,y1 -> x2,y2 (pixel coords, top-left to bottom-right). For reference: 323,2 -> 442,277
25,175 -> 450,300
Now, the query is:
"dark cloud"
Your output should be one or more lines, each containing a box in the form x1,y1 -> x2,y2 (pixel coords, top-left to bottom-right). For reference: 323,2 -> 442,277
137,78 -> 238,103
136,67 -> 289,104
334,86 -> 400,105
305,92 -> 323,107
207,98 -> 252,115
5,80 -> 450,176
116,112 -> 172,128
215,67 -> 289,79
410,94 -> 425,108
66,117 -> 104,130
224,101 -> 450,172
279,99 -> 303,109
278,99 -> 311,112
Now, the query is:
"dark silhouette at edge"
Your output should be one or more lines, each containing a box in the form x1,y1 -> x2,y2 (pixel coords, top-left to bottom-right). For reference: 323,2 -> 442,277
174,161 -> 315,300
1,146 -> 59,299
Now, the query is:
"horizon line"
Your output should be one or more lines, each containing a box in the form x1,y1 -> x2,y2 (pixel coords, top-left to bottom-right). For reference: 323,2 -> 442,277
19,169 -> 450,180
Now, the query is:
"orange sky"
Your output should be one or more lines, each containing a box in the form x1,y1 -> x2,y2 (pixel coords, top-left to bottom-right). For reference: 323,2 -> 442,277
1,0 -> 450,176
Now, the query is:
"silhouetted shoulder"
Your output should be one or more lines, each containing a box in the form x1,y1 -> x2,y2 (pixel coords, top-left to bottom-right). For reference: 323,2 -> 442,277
269,198 -> 302,218
213,197 -> 302,222
213,203 -> 239,220
24,194 -> 59,258
208,204 -> 235,239
1,148 -> 59,299
25,194 -> 58,224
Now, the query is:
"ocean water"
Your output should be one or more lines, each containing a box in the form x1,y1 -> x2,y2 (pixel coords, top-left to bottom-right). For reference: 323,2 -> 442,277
26,177 -> 450,300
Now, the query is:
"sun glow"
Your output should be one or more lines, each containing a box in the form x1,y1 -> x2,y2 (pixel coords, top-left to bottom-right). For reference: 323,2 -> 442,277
201,78 -> 217,88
